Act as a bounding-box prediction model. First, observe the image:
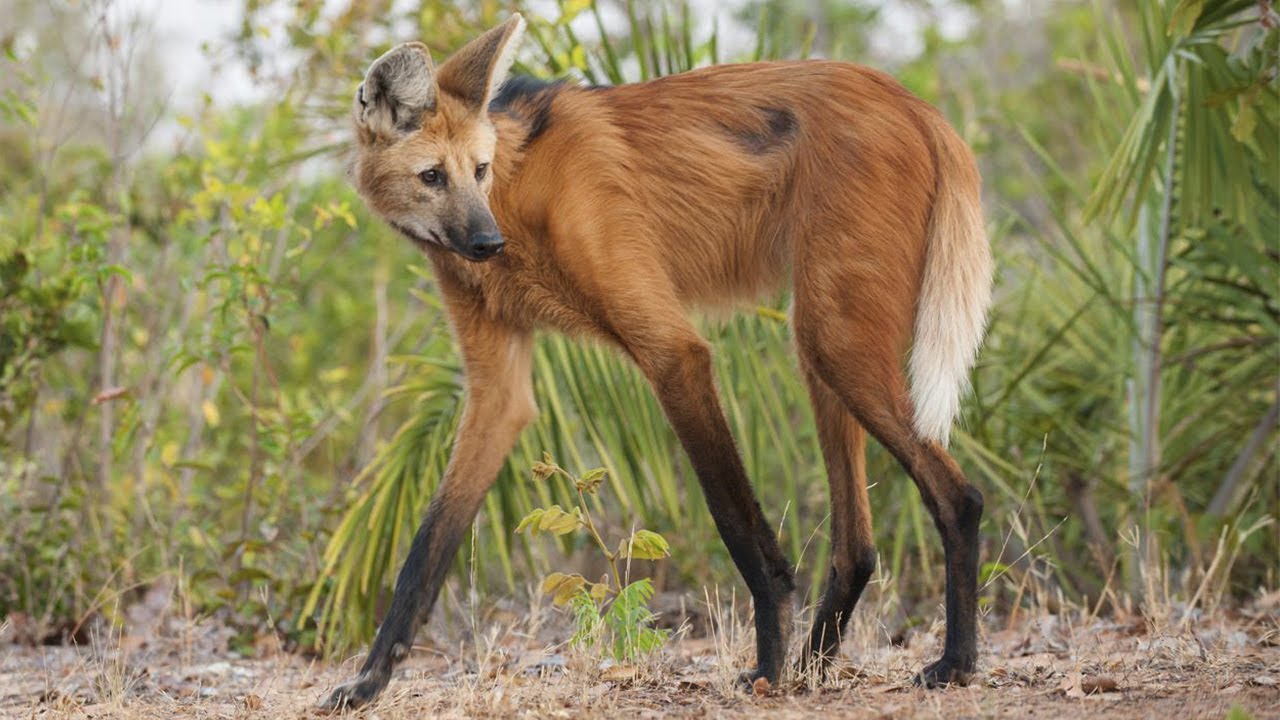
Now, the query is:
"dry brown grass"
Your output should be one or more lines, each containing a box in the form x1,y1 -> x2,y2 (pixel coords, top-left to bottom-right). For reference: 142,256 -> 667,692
2,580 -> 1278,720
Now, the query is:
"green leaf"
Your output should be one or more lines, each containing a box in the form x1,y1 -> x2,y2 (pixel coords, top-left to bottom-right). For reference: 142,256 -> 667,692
515,508 -> 543,534
576,467 -> 606,493
1167,0 -> 1206,37
517,505 -> 584,536
228,567 -> 274,585
618,529 -> 670,560
1231,98 -> 1256,142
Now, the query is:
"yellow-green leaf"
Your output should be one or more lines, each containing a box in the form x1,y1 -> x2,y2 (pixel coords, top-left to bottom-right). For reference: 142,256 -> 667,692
1167,0 -> 1206,37
540,571 -> 569,594
540,506 -> 584,535
618,529 -> 671,560
1232,100 -> 1256,143
560,0 -> 591,23
516,509 -> 543,534
201,399 -> 220,427
576,467 -> 606,493
518,506 -> 584,536
541,572 -> 588,606
319,366 -> 349,384
589,582 -> 609,602
160,441 -> 179,467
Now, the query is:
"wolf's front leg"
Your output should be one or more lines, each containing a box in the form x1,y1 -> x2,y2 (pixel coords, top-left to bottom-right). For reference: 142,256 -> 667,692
320,488 -> 488,710
321,311 -> 536,711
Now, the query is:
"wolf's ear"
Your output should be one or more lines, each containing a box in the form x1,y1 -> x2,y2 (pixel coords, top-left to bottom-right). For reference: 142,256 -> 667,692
436,14 -> 526,113
355,42 -> 436,141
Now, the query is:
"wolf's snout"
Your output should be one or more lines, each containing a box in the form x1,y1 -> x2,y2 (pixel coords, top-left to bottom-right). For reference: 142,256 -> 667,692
465,232 -> 504,260
458,206 -> 503,261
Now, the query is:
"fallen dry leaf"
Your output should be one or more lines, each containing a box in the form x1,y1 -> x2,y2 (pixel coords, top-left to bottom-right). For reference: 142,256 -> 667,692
600,663 -> 638,683
827,664 -> 869,681
752,676 -> 771,697
1249,675 -> 1277,687
676,678 -> 711,691
1080,676 -> 1120,694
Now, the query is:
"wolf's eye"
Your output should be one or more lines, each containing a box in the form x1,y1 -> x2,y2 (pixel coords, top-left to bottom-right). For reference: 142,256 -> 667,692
475,163 -> 489,182
419,168 -> 446,187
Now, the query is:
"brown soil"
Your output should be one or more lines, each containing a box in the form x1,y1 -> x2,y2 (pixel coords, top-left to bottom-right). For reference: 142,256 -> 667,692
2,605 -> 1277,719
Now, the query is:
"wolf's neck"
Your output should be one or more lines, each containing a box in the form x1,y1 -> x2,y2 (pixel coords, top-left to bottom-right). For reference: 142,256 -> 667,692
488,77 -> 572,228
489,77 -> 566,168
490,76 -> 564,140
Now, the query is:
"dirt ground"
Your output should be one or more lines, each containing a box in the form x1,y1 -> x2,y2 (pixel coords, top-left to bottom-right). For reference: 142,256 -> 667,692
3,598 -> 1278,720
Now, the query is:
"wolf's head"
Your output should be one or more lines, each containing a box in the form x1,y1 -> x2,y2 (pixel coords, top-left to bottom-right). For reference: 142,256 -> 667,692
351,15 -> 525,262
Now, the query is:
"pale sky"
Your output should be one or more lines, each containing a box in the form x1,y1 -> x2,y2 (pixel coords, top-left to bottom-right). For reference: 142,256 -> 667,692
114,0 -> 259,106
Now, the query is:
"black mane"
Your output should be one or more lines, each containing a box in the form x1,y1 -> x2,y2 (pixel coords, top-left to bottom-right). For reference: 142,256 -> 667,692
490,75 -> 567,145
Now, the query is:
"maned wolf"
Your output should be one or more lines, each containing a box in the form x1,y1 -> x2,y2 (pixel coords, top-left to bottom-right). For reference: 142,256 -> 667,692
324,13 -> 992,710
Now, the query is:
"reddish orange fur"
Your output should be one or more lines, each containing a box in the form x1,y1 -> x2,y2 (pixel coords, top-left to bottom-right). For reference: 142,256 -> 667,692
325,17 -> 991,710
407,62 -> 941,347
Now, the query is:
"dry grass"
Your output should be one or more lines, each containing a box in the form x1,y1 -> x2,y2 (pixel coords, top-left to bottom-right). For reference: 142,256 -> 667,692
2,581 -> 1278,720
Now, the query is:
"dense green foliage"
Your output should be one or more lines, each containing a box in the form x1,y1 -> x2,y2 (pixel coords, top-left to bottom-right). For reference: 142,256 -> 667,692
1,0 -> 1275,656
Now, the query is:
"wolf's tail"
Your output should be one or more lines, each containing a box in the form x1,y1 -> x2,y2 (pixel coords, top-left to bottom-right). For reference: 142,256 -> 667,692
908,116 -> 993,447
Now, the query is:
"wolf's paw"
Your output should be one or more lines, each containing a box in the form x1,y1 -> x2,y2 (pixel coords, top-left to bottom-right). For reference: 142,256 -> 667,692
736,667 -> 780,695
319,672 -> 389,713
913,656 -> 974,689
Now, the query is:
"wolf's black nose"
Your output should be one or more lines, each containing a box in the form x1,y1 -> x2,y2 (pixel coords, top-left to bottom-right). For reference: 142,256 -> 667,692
467,233 -> 504,260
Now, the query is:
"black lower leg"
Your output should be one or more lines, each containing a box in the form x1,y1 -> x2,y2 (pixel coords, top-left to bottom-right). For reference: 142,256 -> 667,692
645,340 -> 794,685
917,483 -> 983,687
322,493 -> 477,710
804,546 -> 876,667
699,476 -> 795,685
